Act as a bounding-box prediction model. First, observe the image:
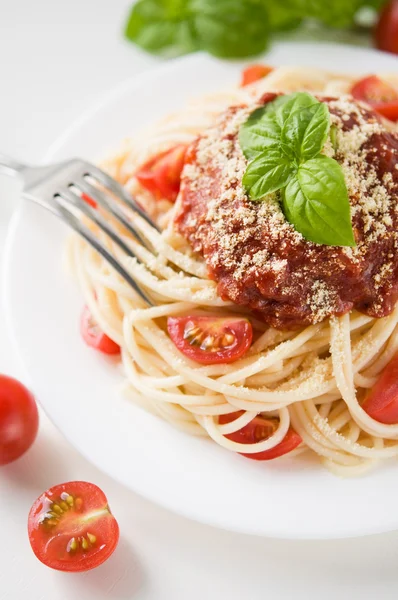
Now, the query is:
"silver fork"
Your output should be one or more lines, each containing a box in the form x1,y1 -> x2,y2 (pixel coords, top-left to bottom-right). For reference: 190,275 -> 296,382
0,153 -> 159,305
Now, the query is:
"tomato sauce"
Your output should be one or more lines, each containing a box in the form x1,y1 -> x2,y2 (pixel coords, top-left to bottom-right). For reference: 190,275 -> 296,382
174,96 -> 398,329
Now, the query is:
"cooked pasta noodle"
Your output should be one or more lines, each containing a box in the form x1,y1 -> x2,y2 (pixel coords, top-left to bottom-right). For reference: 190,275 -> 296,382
68,66 -> 398,476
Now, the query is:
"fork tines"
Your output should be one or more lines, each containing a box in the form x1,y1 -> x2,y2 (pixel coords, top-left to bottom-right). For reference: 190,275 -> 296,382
54,161 -> 158,306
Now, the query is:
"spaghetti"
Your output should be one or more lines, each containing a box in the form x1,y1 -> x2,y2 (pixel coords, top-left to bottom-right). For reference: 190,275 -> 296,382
68,66 -> 398,476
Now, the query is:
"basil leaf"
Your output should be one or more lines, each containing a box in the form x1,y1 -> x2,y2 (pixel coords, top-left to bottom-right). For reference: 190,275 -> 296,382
243,150 -> 296,200
282,101 -> 330,161
267,1 -> 303,31
239,107 -> 281,160
124,0 -> 198,56
282,156 -> 355,246
306,0 -> 376,28
191,0 -> 270,58
270,92 -> 317,128
125,0 -> 386,59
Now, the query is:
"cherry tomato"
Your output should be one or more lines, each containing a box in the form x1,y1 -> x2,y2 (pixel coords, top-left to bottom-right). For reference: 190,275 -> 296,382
240,64 -> 273,87
28,481 -> 119,572
80,306 -> 120,355
0,375 -> 39,465
219,411 -> 302,460
362,352 -> 398,424
374,0 -> 398,55
167,316 -> 253,365
351,75 -> 398,121
136,144 -> 187,202
81,193 -> 96,209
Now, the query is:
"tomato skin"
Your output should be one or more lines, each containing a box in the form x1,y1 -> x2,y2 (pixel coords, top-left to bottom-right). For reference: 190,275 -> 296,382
351,75 -> 398,121
241,64 -> 273,87
28,481 -> 119,572
80,306 -> 120,355
374,0 -> 398,55
81,193 -> 97,208
362,353 -> 398,424
239,427 -> 302,461
219,412 -> 301,460
0,375 -> 39,465
136,144 -> 187,202
167,316 -> 253,365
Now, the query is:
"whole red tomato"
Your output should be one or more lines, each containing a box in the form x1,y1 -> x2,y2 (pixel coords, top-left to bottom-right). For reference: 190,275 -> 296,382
375,0 -> 398,54
0,375 -> 39,465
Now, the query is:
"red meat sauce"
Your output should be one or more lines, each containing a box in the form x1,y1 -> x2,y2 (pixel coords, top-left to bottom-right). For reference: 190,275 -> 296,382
173,93 -> 398,329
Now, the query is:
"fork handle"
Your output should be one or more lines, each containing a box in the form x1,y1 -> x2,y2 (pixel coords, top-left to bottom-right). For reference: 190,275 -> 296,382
0,153 -> 26,177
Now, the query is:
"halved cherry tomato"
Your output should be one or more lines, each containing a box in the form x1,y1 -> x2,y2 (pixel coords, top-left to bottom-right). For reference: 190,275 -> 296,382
136,144 -> 187,202
351,75 -> 398,121
374,0 -> 398,55
0,375 -> 39,465
28,481 -> 119,572
81,193 -> 96,209
362,352 -> 398,424
80,306 -> 120,355
167,316 -> 252,365
240,64 -> 273,87
219,411 -> 302,460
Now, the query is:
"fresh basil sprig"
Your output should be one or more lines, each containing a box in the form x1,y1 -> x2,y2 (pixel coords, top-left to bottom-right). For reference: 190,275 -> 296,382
240,92 -> 356,247
124,0 -> 270,59
124,0 -> 386,59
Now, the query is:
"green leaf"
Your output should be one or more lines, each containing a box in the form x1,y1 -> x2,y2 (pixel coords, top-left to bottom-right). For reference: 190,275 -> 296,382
282,100 -> 330,161
240,92 -> 355,246
282,156 -> 356,246
190,0 -> 270,58
124,0 -> 387,59
243,149 -> 296,200
239,107 -> 281,160
305,0 -> 366,27
125,0 -> 270,59
124,0 -> 198,56
269,92 -> 317,128
266,0 -> 303,31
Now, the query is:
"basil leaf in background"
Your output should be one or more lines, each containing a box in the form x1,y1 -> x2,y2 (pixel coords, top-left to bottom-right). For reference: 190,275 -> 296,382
239,107 -> 281,160
306,0 -> 381,27
124,0 -> 198,56
125,0 -> 387,59
282,156 -> 355,246
282,100 -> 330,161
243,149 -> 296,200
190,0 -> 269,58
266,0 -> 303,31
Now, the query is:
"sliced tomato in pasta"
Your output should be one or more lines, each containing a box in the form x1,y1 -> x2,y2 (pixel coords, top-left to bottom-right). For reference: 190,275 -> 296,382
81,193 -> 97,208
219,412 -> 302,460
351,75 -> 398,121
80,306 -> 120,355
240,64 -> 273,87
167,316 -> 252,364
135,144 -> 188,202
362,353 -> 398,424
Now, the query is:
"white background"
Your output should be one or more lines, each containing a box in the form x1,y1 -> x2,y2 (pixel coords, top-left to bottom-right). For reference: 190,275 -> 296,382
1,1 -> 398,598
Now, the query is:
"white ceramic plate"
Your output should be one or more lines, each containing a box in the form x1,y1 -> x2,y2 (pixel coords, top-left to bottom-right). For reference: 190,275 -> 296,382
4,42 -> 398,539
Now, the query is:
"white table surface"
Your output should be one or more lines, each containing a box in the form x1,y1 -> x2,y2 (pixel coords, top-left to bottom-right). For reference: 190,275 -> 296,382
1,2 -> 398,599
